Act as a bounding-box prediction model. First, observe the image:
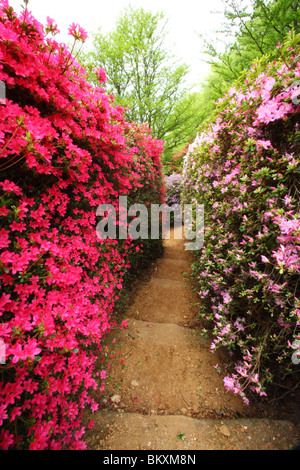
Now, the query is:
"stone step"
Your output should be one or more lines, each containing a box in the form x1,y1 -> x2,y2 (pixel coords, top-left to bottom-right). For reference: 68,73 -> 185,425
99,319 -> 248,418
127,278 -> 198,325
163,244 -> 189,260
83,409 -> 299,450
84,227 -> 300,452
155,258 -> 192,281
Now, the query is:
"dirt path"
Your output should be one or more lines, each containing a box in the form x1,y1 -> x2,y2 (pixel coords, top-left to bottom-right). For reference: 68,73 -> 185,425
83,226 -> 300,450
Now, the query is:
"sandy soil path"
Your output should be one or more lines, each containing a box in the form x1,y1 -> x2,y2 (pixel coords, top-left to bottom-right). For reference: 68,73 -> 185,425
83,226 -> 300,450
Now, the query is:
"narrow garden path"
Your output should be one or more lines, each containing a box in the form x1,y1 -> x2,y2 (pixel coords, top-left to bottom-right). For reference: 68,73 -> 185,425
83,226 -> 300,450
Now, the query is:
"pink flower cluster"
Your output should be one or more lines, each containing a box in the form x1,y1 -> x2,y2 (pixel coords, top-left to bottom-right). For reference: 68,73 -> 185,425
68,23 -> 88,42
0,2 -> 164,449
182,33 -> 300,404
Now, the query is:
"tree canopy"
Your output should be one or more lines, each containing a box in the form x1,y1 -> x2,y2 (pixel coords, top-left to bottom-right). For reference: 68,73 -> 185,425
80,6 -> 203,164
198,0 -> 300,112
79,1 -> 300,168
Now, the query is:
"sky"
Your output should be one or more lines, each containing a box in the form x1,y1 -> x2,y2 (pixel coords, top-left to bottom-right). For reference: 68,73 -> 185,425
7,0 -> 227,89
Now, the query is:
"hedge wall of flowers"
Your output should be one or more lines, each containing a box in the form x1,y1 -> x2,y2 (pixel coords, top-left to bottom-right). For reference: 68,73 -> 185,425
182,32 -> 300,405
0,2 -> 165,449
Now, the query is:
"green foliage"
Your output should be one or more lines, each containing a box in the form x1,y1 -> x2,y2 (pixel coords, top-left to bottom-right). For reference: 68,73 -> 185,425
198,0 -> 300,117
162,91 -> 214,164
79,6 -> 203,162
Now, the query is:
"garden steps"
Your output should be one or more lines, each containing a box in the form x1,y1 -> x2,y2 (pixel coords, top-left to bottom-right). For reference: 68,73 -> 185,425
95,318 -> 248,417
84,409 -> 297,450
126,278 -> 197,325
83,226 -> 300,450
155,258 -> 192,280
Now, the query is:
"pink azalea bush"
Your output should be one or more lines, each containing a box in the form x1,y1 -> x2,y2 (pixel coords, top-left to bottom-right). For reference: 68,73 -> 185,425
0,2 -> 164,449
182,32 -> 300,405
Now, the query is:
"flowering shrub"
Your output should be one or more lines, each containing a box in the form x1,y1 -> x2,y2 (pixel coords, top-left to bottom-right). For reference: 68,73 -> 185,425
164,173 -> 182,206
0,1 -> 164,449
164,173 -> 182,225
182,32 -> 300,405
